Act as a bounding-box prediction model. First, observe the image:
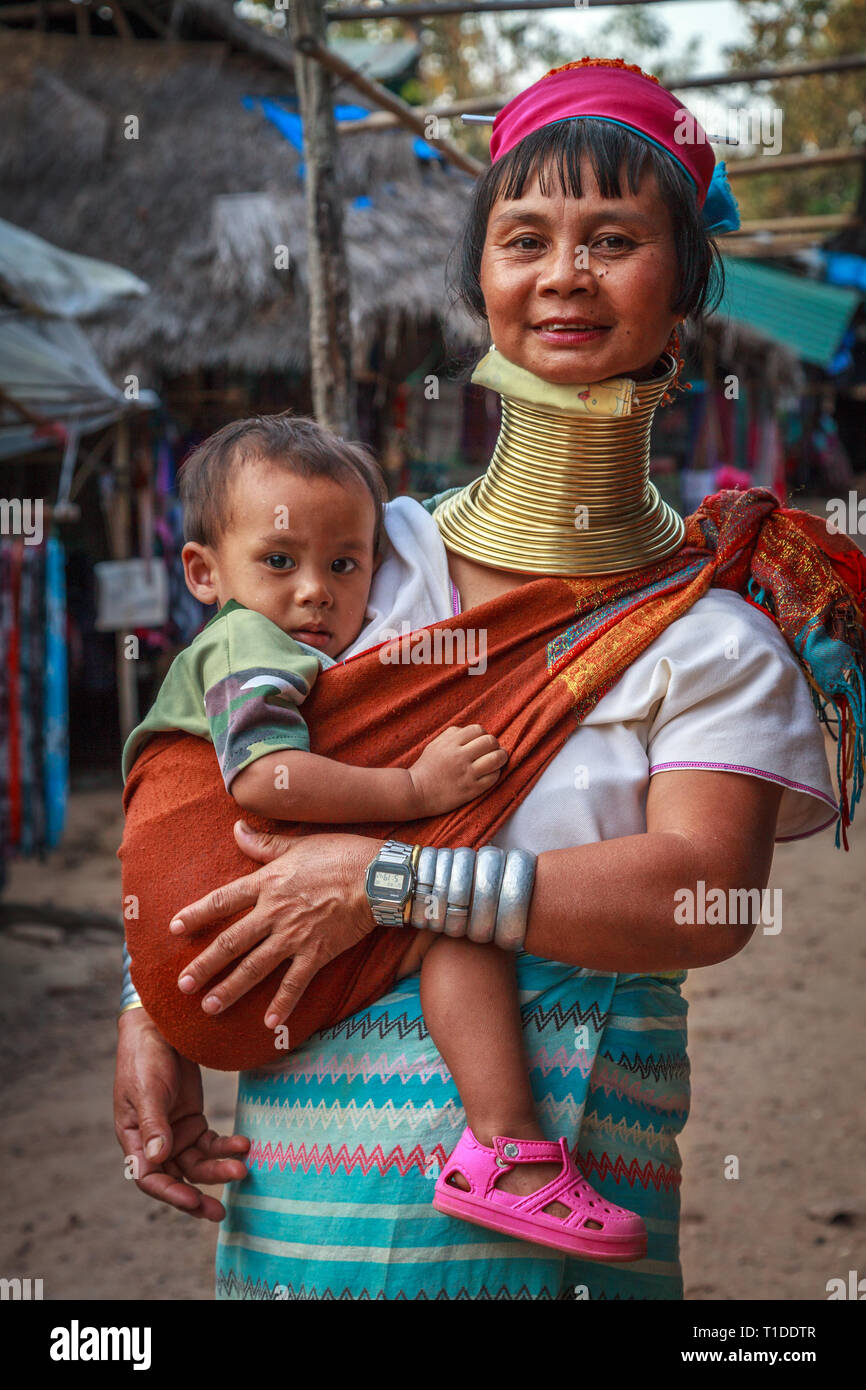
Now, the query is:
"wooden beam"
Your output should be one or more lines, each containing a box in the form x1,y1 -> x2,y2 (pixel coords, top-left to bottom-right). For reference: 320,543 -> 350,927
327,0 -> 716,16
726,147 -> 866,177
294,34 -> 485,177
105,1 -> 135,40
177,0 -> 302,68
723,237 -> 839,257
337,53 -> 866,135
124,0 -> 171,36
289,0 -> 357,436
0,2 -> 71,18
0,385 -> 53,427
731,213 -> 861,235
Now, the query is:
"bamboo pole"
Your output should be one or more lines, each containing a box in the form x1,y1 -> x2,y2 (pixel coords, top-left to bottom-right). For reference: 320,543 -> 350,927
293,33 -> 485,177
289,0 -> 357,435
326,0 -> 743,15
723,236 -> 841,257
725,148 -> 866,178
337,53 -> 866,133
730,213 -> 861,235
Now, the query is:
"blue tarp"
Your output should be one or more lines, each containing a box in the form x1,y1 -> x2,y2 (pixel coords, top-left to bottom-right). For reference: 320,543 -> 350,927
821,250 -> 866,295
242,96 -> 444,197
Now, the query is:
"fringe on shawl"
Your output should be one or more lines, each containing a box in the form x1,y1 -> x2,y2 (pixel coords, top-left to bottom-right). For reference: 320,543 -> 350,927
747,573 -> 866,851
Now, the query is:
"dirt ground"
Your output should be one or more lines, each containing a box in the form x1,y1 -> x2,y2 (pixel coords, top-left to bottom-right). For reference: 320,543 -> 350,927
0,758 -> 863,1302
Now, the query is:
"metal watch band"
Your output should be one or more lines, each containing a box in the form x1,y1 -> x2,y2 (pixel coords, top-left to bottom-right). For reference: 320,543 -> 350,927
365,838 -> 420,927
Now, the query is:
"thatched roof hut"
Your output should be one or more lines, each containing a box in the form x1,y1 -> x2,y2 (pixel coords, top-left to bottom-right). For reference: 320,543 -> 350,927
0,14 -> 823,420
0,29 -> 482,388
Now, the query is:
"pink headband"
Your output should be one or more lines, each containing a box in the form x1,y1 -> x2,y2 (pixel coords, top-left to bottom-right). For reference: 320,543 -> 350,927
489,59 -> 717,210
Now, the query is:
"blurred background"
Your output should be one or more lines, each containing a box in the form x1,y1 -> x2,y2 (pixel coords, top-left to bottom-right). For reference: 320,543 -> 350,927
0,0 -> 863,1301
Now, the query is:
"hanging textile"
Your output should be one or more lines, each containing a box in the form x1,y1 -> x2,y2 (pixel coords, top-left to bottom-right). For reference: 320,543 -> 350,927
44,537 -> 68,849
0,534 -> 68,874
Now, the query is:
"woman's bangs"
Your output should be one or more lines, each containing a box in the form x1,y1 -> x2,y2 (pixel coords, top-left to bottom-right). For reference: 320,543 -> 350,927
496,121 -> 656,206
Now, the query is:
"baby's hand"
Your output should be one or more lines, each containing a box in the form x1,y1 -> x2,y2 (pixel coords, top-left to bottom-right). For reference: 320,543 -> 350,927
408,724 -> 508,816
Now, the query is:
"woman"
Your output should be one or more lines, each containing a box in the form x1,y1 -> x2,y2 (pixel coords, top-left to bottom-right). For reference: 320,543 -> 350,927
115,58 -> 864,1299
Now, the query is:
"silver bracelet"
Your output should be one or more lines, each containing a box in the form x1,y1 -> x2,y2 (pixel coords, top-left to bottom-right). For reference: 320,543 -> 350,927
494,849 -> 537,951
443,848 -> 475,937
427,847 -> 453,932
408,844 -> 536,950
467,844 -> 507,944
119,941 -> 143,1017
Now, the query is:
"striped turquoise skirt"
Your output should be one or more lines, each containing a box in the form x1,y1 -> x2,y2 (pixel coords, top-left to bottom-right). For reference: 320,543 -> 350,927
216,953 -> 690,1300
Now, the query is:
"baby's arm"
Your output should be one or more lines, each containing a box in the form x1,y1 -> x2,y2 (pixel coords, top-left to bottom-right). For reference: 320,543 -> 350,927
231,724 -> 507,822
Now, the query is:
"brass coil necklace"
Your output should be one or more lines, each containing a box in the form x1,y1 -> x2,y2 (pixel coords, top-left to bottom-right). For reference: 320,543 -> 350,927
434,346 -> 686,576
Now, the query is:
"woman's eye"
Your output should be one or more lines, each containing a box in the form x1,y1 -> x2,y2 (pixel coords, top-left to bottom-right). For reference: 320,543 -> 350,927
331,557 -> 358,574
511,235 -> 542,251
595,236 -> 632,252
264,554 -> 294,571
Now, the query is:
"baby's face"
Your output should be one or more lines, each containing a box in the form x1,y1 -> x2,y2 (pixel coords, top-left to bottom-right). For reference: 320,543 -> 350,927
211,457 -> 379,658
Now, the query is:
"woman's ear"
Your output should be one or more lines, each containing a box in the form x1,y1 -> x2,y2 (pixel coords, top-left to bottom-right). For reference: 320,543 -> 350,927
182,541 -> 220,605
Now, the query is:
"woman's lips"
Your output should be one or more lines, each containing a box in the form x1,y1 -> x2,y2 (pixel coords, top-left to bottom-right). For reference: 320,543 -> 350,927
533,325 -> 611,345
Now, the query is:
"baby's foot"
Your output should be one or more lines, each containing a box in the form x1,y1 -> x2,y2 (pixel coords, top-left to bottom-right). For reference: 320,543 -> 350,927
433,1127 -> 647,1260
446,1126 -> 571,1218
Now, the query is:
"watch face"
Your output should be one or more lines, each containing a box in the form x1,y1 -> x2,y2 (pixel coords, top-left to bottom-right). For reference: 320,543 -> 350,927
373,869 -> 405,893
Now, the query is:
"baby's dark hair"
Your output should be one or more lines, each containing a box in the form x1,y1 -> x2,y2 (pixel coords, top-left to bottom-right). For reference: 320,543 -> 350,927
177,412 -> 388,555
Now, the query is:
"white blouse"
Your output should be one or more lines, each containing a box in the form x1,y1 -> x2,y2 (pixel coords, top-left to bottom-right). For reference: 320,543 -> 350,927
340,496 -> 838,848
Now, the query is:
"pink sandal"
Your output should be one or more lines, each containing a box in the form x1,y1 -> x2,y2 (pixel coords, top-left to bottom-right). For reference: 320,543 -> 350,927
433,1127 -> 647,1262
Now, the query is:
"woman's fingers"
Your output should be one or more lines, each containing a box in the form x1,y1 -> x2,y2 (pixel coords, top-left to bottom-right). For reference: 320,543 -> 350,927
185,935 -> 299,1016
264,955 -> 321,1029
174,1133 -> 251,1186
233,820 -> 297,863
135,1168 -> 227,1222
169,868 -> 264,937
177,911 -> 271,998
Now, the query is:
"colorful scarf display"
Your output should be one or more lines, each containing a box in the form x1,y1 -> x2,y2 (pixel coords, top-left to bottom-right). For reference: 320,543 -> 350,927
0,536 -> 68,881
121,486 -> 865,1072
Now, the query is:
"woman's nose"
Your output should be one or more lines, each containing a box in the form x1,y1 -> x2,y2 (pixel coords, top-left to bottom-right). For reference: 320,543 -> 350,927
537,239 -> 599,296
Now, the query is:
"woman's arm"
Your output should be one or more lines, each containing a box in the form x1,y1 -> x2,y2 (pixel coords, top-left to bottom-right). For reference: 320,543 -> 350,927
525,768 -> 784,973
173,768 -> 783,1025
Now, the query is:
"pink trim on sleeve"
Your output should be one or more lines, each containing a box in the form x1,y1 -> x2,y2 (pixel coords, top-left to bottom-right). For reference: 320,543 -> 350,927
648,759 -> 839,840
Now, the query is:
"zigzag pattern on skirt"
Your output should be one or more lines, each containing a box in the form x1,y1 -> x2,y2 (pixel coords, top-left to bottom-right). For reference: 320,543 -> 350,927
217,956 -> 691,1300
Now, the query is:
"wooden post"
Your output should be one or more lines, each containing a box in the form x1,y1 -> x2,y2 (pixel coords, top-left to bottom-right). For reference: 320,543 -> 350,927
108,417 -> 140,741
289,0 -> 357,436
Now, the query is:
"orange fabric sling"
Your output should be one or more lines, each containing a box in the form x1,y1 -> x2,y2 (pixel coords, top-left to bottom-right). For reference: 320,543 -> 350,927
120,488 -> 866,1071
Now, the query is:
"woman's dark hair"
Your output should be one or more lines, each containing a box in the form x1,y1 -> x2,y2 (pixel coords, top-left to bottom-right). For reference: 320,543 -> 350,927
450,117 -> 726,328
178,411 -> 388,555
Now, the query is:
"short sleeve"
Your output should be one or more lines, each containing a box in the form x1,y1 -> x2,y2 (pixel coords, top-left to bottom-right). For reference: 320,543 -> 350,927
201,604 -> 321,791
645,591 -> 839,842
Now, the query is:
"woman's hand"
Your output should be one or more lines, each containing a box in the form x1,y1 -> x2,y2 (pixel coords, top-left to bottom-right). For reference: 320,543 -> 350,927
114,1007 -> 250,1222
169,822 -> 384,1029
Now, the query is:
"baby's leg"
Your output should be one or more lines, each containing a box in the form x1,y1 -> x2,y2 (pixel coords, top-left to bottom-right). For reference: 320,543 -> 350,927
420,936 -> 565,1205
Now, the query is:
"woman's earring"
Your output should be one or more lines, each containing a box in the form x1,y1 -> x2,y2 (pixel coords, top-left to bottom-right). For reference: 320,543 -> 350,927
660,321 -> 692,406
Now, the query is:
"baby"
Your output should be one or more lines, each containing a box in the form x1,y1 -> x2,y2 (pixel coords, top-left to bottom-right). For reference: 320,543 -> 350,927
122,411 -> 646,1261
